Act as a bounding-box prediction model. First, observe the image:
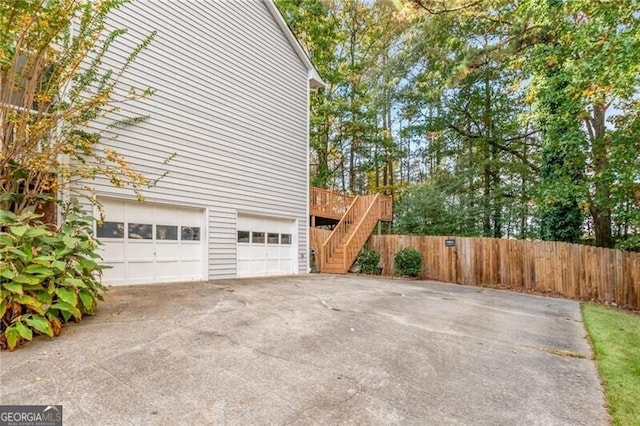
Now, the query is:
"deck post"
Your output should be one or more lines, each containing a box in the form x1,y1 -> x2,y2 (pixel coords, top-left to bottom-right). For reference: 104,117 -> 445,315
378,221 -> 381,235
311,215 -> 316,228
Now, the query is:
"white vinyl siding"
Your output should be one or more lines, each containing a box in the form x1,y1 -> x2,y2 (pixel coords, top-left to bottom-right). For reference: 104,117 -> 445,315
85,1 -> 309,279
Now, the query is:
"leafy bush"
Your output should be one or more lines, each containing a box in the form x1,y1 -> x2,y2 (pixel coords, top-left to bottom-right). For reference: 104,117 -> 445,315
616,235 -> 640,252
356,248 -> 381,275
0,202 -> 106,351
394,247 -> 423,277
394,181 -> 483,237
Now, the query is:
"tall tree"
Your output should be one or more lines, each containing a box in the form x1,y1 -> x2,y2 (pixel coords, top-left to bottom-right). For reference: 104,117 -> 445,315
532,0 -> 586,243
278,0 -> 640,248
396,0 -> 640,247
525,0 -> 640,246
277,0 -> 408,195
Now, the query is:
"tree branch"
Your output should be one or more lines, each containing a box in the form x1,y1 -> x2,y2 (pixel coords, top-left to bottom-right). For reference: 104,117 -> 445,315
448,123 -> 540,172
413,0 -> 486,15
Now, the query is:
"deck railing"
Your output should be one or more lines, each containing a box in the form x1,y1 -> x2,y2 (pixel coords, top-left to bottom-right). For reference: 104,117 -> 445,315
313,187 -> 394,273
310,186 -> 392,221
310,187 -> 355,220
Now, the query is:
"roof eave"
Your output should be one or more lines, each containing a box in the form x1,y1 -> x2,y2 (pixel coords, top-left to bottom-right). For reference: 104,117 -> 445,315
308,70 -> 324,91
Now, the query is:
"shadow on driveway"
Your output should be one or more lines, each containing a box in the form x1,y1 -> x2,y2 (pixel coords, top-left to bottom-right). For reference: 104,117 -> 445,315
0,275 -> 608,425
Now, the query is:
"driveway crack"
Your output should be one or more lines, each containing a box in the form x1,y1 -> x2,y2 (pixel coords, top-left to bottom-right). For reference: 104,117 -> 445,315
282,375 -> 363,425
320,299 -> 373,315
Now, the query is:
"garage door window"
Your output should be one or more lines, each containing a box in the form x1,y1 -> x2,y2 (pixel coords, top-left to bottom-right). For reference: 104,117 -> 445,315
267,233 -> 279,244
157,225 -> 178,240
281,233 -> 291,245
96,222 -> 124,238
128,223 -> 153,239
252,232 -> 265,244
237,231 -> 250,243
181,226 -> 200,241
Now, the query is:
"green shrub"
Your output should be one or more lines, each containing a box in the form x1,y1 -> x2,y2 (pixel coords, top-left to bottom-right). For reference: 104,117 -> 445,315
0,202 -> 107,351
356,248 -> 381,275
394,247 -> 423,277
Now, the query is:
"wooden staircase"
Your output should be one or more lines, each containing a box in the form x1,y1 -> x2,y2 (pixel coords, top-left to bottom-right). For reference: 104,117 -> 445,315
319,193 -> 388,274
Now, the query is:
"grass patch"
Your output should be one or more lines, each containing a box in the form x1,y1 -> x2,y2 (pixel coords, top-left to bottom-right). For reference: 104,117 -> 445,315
581,303 -> 640,426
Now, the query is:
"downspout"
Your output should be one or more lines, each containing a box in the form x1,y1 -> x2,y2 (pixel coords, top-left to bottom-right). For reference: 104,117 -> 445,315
306,75 -> 311,272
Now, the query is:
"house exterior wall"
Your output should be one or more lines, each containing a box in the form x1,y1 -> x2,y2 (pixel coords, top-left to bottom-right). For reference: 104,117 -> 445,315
85,0 -> 310,279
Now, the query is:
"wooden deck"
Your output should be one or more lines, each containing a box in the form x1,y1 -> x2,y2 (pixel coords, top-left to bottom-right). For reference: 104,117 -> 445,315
310,187 -> 392,222
309,187 -> 393,273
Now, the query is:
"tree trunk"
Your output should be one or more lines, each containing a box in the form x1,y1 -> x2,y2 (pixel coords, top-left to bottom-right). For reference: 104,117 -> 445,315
588,102 -> 613,248
482,66 -> 492,237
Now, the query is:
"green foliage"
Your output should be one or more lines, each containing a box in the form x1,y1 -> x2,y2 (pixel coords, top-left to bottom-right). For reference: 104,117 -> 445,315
582,303 -> 640,425
538,198 -> 583,244
529,4 -> 588,245
520,0 -> 639,247
1,0 -> 165,214
355,248 -> 381,275
609,108 -> 640,251
281,0 -> 640,249
277,0 -> 408,193
395,180 -> 483,237
394,247 -> 422,277
616,236 -> 640,253
0,202 -> 106,351
535,83 -> 586,245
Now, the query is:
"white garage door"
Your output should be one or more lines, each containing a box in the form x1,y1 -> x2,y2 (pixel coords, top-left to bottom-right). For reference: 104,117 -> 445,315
237,214 -> 296,277
96,198 -> 205,285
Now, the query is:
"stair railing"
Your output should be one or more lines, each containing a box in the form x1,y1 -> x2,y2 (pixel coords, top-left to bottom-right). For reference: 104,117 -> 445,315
342,194 -> 381,271
320,195 -> 365,271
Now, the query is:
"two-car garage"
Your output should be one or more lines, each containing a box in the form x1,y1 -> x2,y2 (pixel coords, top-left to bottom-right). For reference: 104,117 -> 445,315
97,198 -> 297,285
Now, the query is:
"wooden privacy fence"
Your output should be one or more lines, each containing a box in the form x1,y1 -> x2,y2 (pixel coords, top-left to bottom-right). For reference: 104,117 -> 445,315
367,235 -> 640,310
309,229 -> 640,309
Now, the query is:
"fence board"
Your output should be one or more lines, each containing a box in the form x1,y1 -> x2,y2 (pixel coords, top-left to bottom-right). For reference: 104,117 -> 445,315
365,234 -> 640,310
309,228 -> 332,271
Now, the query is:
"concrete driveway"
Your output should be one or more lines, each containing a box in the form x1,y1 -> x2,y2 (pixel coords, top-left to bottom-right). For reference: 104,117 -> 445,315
1,275 -> 608,425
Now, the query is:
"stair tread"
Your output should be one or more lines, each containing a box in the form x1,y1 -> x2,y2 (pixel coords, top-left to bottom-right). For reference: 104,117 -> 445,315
320,198 -> 382,273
